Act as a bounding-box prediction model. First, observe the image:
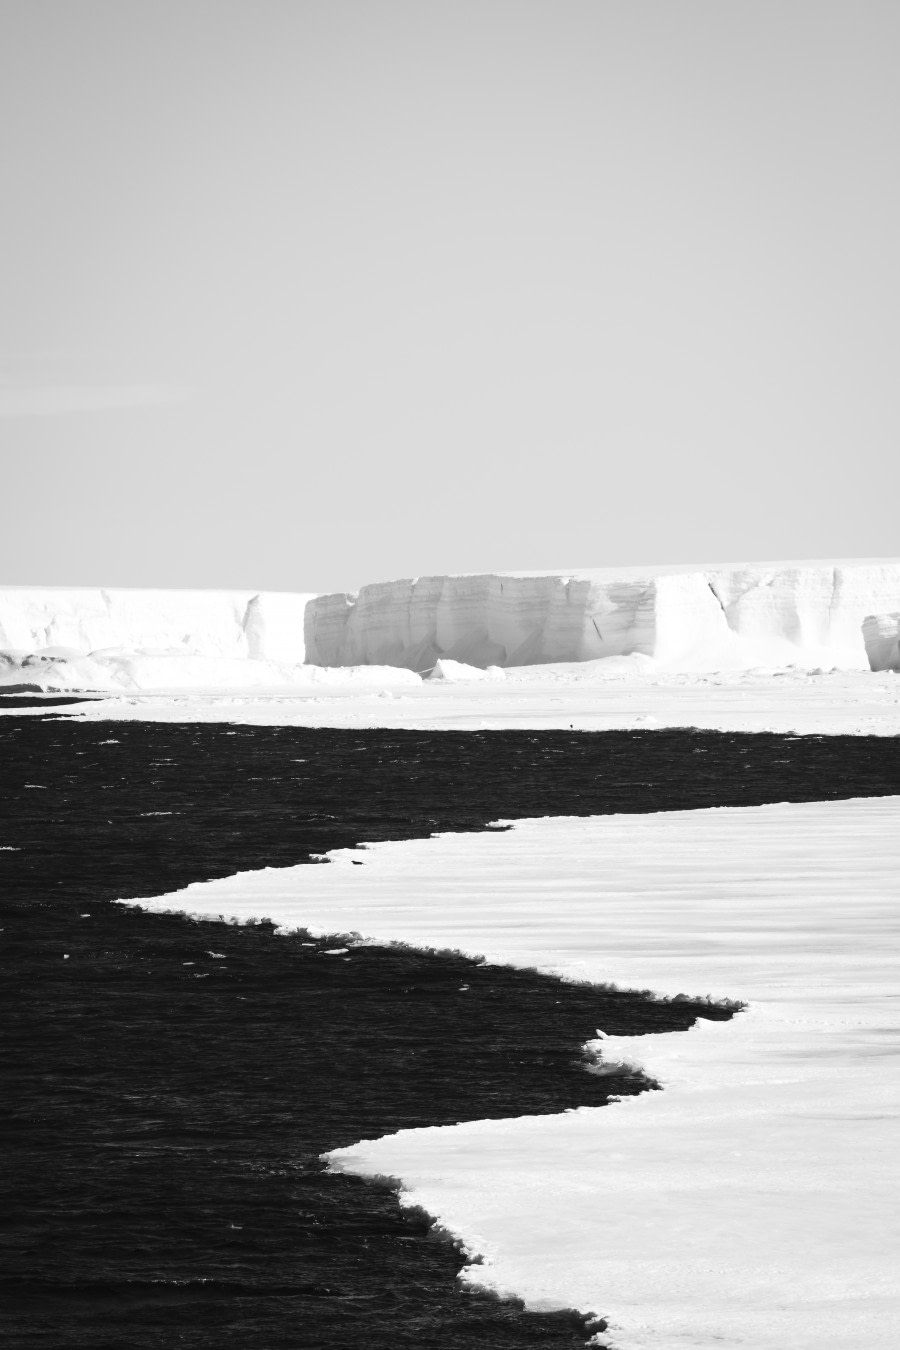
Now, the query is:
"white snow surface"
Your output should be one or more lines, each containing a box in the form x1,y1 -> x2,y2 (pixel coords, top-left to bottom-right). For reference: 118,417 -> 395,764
0,651 -> 421,695
22,665 -> 900,738
127,796 -> 900,1349
306,558 -> 900,672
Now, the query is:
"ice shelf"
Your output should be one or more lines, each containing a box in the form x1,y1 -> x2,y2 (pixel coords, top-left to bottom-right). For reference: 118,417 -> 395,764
0,586 -> 315,691
305,560 -> 900,673
3,560 -> 900,691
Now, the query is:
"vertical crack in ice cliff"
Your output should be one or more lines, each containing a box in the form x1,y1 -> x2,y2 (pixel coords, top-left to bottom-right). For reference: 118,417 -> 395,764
705,578 -> 729,625
827,566 -> 842,635
241,594 -> 263,661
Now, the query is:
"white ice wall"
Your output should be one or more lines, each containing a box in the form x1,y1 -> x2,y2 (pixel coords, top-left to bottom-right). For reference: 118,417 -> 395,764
305,561 -> 900,672
5,563 -> 900,685
0,587 -> 314,663
862,613 -> 900,672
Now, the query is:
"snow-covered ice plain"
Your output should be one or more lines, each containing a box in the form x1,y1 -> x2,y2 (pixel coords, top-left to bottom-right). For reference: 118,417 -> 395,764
128,796 -> 900,1349
29,663 -> 900,739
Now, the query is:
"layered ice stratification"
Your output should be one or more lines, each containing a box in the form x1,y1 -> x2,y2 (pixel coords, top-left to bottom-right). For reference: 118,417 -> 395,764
305,559 -> 900,672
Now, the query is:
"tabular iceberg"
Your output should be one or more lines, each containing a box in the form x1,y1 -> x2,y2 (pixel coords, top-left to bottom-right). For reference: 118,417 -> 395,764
0,587 -> 313,661
0,587 -> 315,691
305,561 -> 900,673
3,561 -> 900,692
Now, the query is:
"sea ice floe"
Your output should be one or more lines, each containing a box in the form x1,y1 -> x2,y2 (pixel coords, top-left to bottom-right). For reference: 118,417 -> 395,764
128,796 -> 900,1349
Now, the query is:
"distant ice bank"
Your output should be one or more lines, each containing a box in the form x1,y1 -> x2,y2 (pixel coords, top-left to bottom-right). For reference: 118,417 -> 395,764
1,559 -> 900,693
306,559 -> 900,674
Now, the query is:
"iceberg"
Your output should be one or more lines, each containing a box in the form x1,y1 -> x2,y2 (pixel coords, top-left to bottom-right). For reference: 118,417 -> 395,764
0,586 -> 313,663
3,560 -> 900,693
305,560 -> 900,673
862,613 -> 900,671
0,587 -> 317,691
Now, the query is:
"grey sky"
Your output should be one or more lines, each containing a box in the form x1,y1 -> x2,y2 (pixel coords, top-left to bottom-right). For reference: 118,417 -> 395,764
2,1 -> 898,592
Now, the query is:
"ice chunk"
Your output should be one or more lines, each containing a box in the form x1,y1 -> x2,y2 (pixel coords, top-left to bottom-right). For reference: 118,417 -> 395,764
429,659 -> 506,682
862,613 -> 900,671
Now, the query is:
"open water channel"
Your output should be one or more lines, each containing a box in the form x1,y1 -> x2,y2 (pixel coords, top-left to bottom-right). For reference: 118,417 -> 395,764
2,717 -> 897,1348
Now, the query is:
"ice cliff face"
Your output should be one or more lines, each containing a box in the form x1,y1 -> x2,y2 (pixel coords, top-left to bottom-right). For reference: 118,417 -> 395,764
0,587 -> 312,662
305,562 -> 900,672
862,613 -> 900,672
4,563 -> 899,690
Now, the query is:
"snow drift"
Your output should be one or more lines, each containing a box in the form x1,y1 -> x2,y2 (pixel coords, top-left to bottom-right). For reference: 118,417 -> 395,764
305,561 -> 900,673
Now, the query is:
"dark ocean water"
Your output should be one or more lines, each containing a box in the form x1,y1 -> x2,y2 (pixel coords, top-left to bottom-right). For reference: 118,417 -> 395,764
2,719 -> 898,1348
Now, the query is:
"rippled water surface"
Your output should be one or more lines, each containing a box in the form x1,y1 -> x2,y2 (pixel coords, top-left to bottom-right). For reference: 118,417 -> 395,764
2,721 -> 897,1347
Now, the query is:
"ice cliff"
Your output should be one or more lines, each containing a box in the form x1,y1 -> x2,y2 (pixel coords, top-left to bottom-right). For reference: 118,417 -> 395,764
0,587 -> 315,691
3,562 -> 899,692
862,613 -> 900,672
0,587 -> 312,661
305,561 -> 900,673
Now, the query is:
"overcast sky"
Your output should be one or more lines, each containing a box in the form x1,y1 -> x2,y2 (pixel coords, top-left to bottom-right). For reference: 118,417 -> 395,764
3,1 -> 899,593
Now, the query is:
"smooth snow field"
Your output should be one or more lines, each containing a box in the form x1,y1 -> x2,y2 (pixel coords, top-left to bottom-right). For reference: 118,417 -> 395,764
11,665 -> 900,738
132,796 -> 900,1350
